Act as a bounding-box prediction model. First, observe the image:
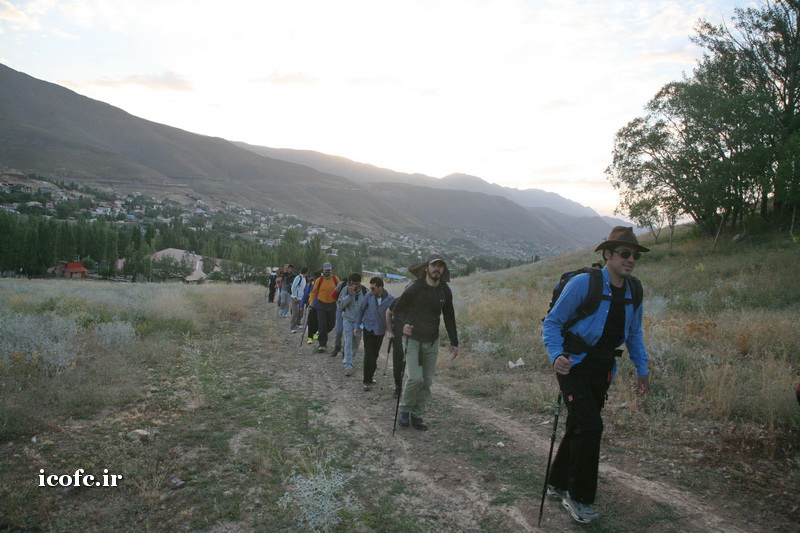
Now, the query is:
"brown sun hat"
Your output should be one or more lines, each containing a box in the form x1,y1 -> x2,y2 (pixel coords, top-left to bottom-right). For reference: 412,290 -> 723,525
594,226 -> 651,253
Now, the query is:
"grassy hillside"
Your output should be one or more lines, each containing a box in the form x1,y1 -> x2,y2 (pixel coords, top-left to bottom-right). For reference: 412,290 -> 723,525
1,228 -> 798,529
444,228 -> 800,432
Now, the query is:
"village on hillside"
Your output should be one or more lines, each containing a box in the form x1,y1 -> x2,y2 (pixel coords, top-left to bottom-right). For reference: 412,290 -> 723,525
1,171 -> 532,281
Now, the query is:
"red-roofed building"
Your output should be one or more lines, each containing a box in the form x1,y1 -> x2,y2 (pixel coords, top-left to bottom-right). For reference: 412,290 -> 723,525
48,261 -> 89,279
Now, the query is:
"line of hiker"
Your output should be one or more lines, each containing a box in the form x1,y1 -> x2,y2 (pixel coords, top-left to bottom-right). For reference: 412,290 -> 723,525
270,254 -> 459,432
268,227 -> 652,526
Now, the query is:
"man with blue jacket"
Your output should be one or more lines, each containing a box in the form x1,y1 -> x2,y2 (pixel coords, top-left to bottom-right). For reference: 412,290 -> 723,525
356,277 -> 395,391
542,226 -> 650,524
338,273 -> 367,376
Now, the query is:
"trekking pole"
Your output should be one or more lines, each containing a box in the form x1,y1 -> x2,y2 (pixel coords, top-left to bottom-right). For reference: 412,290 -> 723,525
538,391 -> 563,527
392,335 -> 408,437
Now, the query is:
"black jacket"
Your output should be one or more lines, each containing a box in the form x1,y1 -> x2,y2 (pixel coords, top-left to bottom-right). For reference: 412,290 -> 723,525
393,279 -> 458,346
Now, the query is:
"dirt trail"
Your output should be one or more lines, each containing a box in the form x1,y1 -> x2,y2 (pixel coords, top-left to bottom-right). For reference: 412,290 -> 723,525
257,299 -> 761,532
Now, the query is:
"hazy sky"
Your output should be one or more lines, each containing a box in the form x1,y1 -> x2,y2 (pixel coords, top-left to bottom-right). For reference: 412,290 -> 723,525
1,0 -> 749,215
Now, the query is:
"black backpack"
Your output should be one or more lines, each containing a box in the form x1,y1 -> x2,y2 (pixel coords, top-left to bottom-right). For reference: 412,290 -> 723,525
544,267 -> 643,332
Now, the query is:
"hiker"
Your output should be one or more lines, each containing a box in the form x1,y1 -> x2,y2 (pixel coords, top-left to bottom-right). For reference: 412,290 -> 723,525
393,253 -> 458,431
338,272 -> 367,377
385,298 -> 405,399
309,262 -> 340,353
330,276 -> 349,358
289,266 -> 309,333
278,264 -> 295,318
267,272 -> 277,302
303,272 -> 321,345
357,277 -> 395,391
541,226 -> 650,524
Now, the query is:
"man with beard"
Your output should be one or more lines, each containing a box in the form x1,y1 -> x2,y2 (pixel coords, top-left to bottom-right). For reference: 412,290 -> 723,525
393,253 -> 458,431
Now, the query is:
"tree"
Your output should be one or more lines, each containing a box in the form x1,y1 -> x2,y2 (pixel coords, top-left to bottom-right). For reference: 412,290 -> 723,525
693,0 -> 800,219
304,235 -> 325,271
607,0 -> 799,234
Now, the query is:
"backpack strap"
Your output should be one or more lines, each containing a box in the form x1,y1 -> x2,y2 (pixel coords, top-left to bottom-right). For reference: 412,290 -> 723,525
563,268 -> 605,332
627,275 -> 643,311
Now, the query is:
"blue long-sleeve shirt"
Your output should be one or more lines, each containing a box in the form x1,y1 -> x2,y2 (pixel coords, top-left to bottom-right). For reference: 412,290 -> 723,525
542,267 -> 648,376
356,289 -> 395,335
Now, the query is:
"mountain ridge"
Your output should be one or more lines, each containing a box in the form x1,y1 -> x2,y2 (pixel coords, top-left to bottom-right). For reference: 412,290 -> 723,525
0,63 -> 613,257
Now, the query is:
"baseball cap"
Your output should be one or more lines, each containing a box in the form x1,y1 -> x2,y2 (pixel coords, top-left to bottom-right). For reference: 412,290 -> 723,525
427,253 -> 446,265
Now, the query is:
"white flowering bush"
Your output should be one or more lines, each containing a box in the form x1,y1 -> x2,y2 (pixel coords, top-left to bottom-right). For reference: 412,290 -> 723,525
278,460 -> 361,532
93,320 -> 138,350
0,310 -> 82,374
471,340 -> 503,356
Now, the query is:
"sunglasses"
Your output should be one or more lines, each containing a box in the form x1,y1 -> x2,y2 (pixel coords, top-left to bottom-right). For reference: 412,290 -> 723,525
612,250 -> 642,260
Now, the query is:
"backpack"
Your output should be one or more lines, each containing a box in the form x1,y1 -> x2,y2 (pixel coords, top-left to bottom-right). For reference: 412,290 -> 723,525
330,278 -> 346,300
544,267 -> 642,332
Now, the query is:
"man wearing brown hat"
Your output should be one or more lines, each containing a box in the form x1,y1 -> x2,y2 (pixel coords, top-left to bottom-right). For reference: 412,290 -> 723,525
542,226 -> 650,524
393,253 -> 459,431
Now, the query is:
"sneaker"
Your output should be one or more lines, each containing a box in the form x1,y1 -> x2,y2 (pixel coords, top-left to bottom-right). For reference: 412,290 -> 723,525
562,495 -> 600,524
313,333 -> 319,340
344,369 -> 352,377
363,383 -> 372,391
317,346 -> 326,353
392,387 -> 402,399
411,416 -> 428,431
307,338 -> 313,344
547,485 -> 567,501
290,329 -> 297,334
397,411 -> 410,428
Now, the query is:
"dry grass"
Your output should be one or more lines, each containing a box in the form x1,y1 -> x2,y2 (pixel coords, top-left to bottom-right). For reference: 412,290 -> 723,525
0,279 -> 265,441
444,232 -> 800,435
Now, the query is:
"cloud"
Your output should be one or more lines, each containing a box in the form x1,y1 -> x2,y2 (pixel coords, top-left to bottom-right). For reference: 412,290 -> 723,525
533,165 -> 580,177
77,71 -> 194,92
345,77 -> 403,87
541,99 -> 578,111
0,0 -> 40,30
251,73 -> 319,85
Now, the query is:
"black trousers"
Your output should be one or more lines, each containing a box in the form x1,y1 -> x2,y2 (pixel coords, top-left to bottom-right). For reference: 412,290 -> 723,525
362,330 -> 384,384
548,361 -> 612,504
306,309 -> 318,339
315,302 -> 336,347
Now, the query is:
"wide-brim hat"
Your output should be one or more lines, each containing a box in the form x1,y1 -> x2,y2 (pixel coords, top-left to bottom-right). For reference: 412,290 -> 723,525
594,226 -> 651,253
409,253 -> 451,282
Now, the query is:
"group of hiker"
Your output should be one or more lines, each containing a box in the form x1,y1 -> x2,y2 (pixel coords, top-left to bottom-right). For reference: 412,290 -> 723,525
271,253 -> 459,432
267,227 -> 652,525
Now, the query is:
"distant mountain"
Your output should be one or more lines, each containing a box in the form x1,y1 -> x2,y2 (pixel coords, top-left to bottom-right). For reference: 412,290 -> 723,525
234,144 -> 601,219
0,63 -> 609,256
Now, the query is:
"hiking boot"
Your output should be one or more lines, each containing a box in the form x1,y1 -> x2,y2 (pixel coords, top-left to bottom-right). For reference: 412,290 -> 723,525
411,416 -> 428,431
562,495 -> 600,524
317,346 -> 326,354
344,369 -> 352,377
547,485 -> 567,501
330,346 -> 340,358
397,411 -> 410,428
392,387 -> 402,399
